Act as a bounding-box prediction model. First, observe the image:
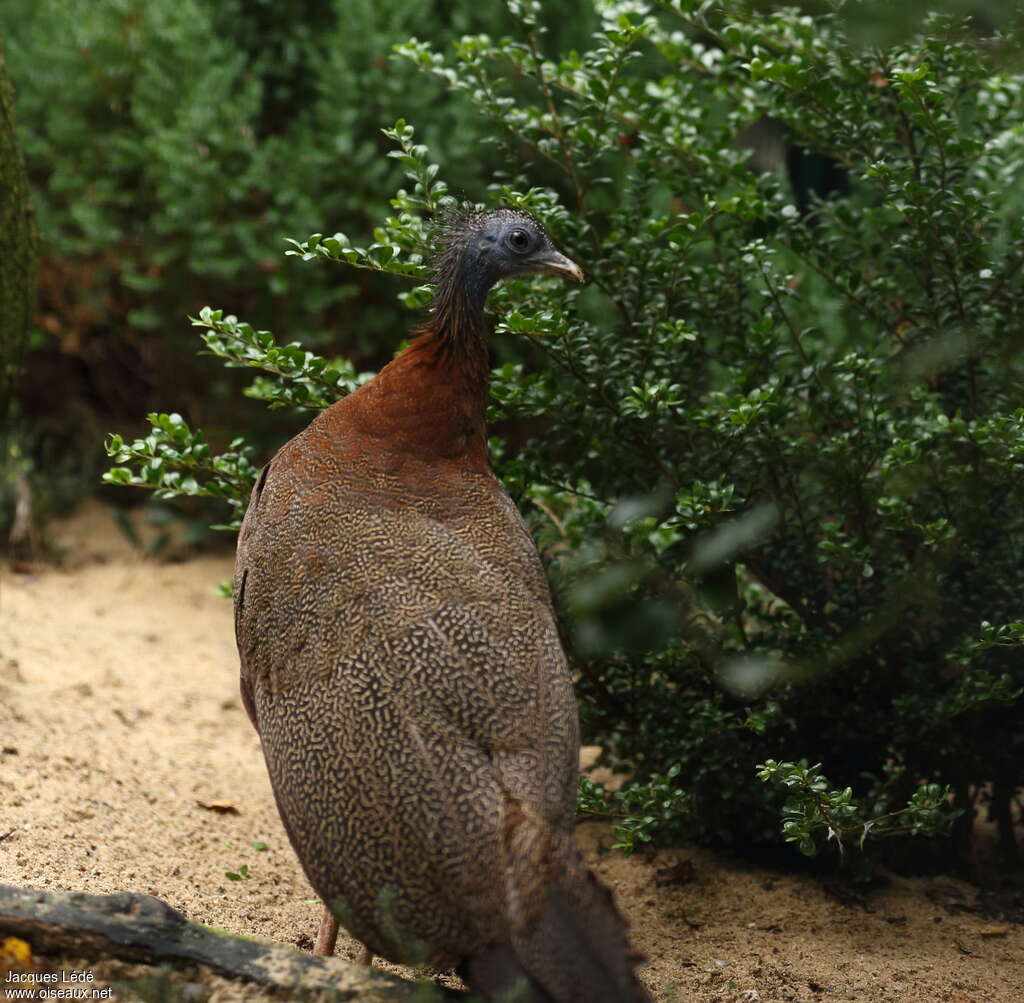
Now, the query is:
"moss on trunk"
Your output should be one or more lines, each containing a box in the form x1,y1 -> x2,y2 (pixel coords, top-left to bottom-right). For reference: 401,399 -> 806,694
0,38 -> 38,424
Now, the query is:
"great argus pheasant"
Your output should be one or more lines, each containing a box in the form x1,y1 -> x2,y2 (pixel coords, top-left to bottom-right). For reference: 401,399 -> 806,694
234,208 -> 651,1002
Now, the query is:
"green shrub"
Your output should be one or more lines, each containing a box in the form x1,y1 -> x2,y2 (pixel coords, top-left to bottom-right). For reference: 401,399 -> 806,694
0,0 -> 597,536
106,2 -> 1024,863
1,0 -> 597,346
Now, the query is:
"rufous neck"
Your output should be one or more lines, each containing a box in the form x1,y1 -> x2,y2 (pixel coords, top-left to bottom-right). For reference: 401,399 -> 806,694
356,327 -> 491,466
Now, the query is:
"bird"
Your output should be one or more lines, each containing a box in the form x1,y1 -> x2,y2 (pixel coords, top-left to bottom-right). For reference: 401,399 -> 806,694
233,207 -> 651,1002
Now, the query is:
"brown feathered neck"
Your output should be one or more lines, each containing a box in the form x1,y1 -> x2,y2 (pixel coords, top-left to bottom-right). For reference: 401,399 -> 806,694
342,209 -> 564,468
342,212 -> 500,468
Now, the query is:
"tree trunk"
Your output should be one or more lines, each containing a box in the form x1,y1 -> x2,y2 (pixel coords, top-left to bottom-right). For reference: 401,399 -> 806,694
0,37 -> 39,425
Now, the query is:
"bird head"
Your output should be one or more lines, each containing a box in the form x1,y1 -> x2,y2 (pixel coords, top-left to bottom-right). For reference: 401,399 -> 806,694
464,207 -> 584,285
433,208 -> 584,318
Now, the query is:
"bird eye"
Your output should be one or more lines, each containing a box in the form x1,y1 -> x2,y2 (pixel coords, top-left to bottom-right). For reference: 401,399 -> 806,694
507,228 -> 531,252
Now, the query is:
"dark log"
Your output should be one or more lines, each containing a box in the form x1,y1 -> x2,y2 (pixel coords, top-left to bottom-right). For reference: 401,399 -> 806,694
0,884 -> 464,1000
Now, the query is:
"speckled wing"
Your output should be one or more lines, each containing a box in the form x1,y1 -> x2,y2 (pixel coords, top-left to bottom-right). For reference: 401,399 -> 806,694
233,431 -> 578,967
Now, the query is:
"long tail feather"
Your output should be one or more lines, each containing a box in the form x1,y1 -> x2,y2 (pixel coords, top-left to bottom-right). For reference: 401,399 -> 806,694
462,798 -> 651,1003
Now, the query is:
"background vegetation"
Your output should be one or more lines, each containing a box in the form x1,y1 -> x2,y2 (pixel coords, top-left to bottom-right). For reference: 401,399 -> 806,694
0,0 -> 596,526
5,0 -> 1024,871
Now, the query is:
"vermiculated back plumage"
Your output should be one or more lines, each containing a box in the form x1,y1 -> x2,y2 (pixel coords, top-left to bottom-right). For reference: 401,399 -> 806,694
234,208 -> 650,1001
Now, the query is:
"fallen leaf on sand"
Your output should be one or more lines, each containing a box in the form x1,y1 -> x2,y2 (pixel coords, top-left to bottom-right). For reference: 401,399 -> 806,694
654,857 -> 696,886
196,800 -> 240,815
1,937 -> 32,965
0,936 -> 35,984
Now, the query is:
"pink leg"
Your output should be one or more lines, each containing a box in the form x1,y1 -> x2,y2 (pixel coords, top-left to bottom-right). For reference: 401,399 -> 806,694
313,906 -> 373,966
314,907 -> 339,956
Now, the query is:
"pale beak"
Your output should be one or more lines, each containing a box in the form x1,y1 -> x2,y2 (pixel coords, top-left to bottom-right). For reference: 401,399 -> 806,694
535,248 -> 585,284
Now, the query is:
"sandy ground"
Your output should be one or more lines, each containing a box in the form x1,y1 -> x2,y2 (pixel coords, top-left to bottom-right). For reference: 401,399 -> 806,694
1,501 -> 1022,1002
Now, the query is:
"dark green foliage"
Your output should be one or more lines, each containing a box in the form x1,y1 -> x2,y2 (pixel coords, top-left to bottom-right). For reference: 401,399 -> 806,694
106,412 -> 260,531
0,0 -> 597,537
756,760 -> 959,858
578,766 -> 695,856
105,3 -> 1024,862
0,0 -> 494,340
0,0 -> 596,345
194,308 -> 375,412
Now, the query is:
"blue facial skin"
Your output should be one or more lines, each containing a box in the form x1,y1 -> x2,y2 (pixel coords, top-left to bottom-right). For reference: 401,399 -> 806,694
458,213 -> 582,311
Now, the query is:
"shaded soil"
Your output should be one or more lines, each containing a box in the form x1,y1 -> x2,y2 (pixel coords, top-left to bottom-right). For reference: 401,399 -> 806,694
1,502 -> 1021,1001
